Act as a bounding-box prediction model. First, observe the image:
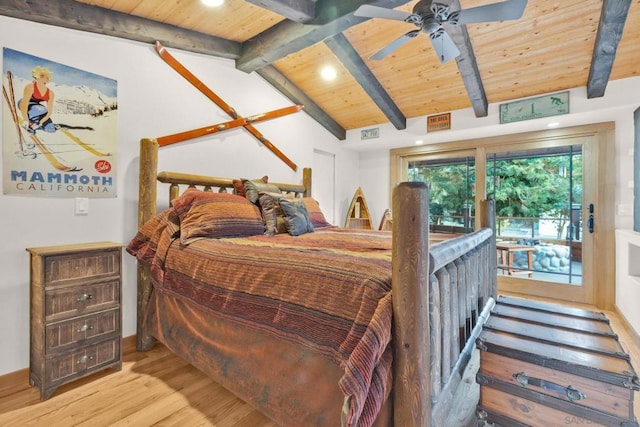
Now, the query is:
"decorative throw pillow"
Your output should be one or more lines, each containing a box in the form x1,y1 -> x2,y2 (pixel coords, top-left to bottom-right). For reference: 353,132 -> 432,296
233,176 -> 268,197
302,197 -> 332,228
242,179 -> 281,204
171,188 -> 221,219
176,191 -> 264,244
278,197 -> 315,236
258,192 -> 289,235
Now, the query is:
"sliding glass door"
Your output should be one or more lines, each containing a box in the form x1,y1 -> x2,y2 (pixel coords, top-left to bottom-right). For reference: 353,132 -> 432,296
390,123 -> 614,306
486,145 -> 583,285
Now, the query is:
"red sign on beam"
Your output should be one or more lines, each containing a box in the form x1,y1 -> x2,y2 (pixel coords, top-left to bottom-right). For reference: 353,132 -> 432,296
427,113 -> 451,132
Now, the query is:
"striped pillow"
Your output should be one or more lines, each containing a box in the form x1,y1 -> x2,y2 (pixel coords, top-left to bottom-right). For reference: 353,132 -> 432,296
242,179 -> 281,204
173,190 -> 264,244
232,176 -> 268,197
258,192 -> 290,235
303,197 -> 332,229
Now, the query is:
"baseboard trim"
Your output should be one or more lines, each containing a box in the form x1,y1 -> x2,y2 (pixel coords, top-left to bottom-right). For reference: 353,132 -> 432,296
612,304 -> 640,348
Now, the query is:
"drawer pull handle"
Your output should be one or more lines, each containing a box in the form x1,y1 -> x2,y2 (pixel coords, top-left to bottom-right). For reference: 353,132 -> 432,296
77,355 -> 93,364
76,293 -> 93,302
514,372 -> 586,402
77,324 -> 93,333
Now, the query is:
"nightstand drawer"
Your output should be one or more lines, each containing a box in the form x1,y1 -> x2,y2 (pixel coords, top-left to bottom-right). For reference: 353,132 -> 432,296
46,309 -> 120,353
46,338 -> 120,384
45,279 -> 119,321
44,249 -> 120,286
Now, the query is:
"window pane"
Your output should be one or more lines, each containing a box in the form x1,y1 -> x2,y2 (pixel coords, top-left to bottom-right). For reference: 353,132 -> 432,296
409,156 -> 476,235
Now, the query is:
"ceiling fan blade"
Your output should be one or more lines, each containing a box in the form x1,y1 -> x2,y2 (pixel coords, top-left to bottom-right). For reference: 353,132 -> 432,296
455,0 -> 527,25
430,30 -> 460,63
370,30 -> 420,60
354,4 -> 413,22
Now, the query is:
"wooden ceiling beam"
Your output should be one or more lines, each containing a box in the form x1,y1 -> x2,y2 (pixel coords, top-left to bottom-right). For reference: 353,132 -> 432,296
0,0 -> 241,59
325,34 -> 406,130
447,1 -> 489,118
587,0 -> 632,98
236,0 -> 412,73
256,66 -> 347,140
245,0 -> 316,23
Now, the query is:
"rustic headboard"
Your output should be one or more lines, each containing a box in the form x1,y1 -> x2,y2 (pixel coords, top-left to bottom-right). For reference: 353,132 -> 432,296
137,138 -> 311,228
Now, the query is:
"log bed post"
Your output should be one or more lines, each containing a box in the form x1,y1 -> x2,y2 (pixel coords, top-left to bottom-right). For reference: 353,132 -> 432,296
303,167 -> 312,197
481,199 -> 497,297
392,182 -> 431,426
137,138 -> 159,351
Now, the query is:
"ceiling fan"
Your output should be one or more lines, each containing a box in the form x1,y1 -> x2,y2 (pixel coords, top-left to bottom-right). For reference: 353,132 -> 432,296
354,0 -> 528,63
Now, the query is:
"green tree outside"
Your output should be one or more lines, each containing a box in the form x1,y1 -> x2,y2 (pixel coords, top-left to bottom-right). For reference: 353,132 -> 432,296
409,151 -> 582,239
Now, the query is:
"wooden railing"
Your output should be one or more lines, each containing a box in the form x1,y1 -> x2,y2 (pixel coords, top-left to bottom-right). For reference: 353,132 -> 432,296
428,225 -> 495,425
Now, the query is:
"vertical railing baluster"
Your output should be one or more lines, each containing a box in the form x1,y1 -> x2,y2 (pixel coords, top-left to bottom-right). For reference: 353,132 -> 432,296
429,273 -> 442,400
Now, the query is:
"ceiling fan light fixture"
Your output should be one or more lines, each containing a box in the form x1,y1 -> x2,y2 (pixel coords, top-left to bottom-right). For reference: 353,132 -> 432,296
201,0 -> 224,7
422,18 -> 441,34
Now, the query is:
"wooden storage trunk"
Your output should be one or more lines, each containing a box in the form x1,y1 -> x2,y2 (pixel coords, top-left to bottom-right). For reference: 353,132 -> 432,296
476,295 -> 639,427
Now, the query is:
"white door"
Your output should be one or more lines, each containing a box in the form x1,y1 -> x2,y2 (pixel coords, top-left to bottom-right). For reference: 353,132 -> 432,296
312,149 -> 336,224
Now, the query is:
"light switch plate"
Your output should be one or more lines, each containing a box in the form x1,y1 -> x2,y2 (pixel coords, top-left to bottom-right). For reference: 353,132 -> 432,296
75,197 -> 89,215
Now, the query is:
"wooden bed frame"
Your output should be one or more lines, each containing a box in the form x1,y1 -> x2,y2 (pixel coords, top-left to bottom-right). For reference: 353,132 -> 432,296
135,138 -> 497,426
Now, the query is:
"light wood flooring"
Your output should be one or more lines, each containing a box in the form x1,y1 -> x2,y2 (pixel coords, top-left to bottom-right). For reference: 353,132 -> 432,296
0,297 -> 638,427
0,337 -> 276,427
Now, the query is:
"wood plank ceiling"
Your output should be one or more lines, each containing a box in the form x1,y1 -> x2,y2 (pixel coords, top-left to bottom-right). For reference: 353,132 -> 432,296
1,0 -> 638,140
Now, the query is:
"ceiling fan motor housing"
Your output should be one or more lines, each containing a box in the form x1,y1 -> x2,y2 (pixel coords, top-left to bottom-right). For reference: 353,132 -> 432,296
412,0 -> 434,16
413,0 -> 453,33
422,18 -> 440,34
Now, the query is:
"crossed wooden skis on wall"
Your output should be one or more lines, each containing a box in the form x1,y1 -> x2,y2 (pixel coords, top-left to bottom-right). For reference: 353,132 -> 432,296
155,41 -> 301,171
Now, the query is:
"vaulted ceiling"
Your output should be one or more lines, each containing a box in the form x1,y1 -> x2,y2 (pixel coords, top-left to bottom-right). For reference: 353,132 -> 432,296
2,0 -> 638,140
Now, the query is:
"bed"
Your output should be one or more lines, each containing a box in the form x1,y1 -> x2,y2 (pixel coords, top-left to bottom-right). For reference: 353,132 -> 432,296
129,138 -> 497,427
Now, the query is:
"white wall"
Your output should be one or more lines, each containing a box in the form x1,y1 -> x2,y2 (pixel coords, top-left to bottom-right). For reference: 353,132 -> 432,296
0,16 -> 358,376
615,230 -> 640,332
351,77 -> 640,336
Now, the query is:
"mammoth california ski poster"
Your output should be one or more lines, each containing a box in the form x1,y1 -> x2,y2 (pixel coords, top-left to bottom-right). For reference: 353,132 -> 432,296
2,47 -> 117,197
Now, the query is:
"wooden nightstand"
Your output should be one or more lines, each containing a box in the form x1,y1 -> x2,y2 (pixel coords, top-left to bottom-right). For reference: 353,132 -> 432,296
27,242 -> 123,401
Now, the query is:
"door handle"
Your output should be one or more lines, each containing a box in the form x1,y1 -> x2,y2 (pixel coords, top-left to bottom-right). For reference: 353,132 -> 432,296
588,203 -> 594,233
588,215 -> 594,233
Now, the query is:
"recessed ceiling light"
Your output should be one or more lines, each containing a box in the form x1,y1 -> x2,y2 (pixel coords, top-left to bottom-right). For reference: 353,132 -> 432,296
547,122 -> 560,128
202,0 -> 224,7
320,66 -> 337,81
415,140 -> 424,145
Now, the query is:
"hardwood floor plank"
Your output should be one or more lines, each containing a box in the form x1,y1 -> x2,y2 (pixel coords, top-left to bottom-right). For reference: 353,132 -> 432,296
62,369 -> 210,425
0,337 -> 273,426
108,378 -> 221,426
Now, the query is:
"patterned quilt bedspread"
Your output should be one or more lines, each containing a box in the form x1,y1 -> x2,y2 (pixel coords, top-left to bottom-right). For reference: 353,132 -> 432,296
127,208 -> 395,426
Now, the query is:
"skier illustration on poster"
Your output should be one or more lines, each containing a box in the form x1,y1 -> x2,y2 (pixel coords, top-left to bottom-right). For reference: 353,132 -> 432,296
19,65 -> 57,134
